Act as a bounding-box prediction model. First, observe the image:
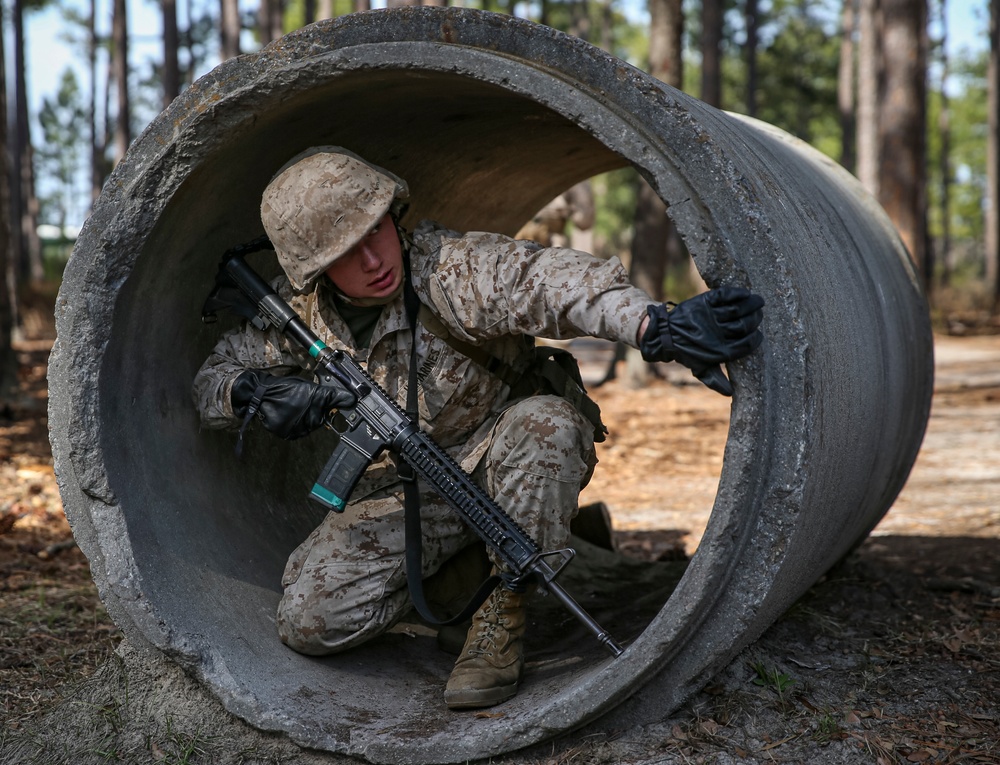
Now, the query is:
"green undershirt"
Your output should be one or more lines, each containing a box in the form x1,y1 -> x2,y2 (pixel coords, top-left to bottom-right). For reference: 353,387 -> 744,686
332,292 -> 384,350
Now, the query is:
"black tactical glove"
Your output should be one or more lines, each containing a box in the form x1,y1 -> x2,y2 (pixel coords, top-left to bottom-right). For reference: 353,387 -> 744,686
640,286 -> 765,396
231,370 -> 357,440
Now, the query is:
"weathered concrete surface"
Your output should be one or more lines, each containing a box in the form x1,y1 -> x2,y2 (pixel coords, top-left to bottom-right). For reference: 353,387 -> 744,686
47,7 -> 933,764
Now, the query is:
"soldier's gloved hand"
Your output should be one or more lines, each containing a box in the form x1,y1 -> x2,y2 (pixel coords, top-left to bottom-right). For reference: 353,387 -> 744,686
639,286 -> 765,396
231,370 -> 356,440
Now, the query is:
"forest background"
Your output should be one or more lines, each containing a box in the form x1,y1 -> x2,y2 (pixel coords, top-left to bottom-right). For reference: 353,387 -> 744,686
0,0 -> 999,382
0,2 -> 998,762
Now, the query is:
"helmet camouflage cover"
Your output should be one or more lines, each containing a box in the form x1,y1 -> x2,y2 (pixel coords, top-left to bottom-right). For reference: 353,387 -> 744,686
260,146 -> 410,294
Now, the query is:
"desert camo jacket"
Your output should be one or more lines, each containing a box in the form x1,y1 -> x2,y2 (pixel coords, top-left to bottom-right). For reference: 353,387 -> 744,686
192,220 -> 652,495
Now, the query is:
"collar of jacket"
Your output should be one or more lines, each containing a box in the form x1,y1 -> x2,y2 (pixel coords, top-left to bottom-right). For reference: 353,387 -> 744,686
307,277 -> 409,358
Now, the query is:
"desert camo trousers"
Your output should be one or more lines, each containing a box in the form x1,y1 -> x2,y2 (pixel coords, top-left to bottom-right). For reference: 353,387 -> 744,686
275,395 -> 597,655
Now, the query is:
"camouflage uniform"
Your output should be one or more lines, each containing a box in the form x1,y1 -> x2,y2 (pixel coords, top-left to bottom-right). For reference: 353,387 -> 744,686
193,220 -> 651,655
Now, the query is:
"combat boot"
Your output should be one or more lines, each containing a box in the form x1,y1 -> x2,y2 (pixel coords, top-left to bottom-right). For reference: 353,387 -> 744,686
443,584 -> 528,709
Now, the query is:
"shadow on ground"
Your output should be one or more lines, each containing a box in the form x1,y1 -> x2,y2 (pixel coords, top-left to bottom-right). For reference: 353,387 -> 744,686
2,533 -> 997,765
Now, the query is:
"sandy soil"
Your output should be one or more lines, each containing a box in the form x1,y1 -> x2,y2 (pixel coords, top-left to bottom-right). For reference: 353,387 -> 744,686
1,332 -> 998,764
580,333 -> 1000,551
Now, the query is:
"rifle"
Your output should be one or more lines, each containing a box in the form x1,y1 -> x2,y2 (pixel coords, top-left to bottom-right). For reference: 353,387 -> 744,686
202,244 -> 624,658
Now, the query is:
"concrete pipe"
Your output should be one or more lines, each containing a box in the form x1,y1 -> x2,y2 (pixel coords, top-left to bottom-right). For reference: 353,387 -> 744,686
48,8 -> 933,764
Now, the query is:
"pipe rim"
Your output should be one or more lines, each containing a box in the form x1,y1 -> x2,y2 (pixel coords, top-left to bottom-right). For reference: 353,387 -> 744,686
49,8 -> 932,762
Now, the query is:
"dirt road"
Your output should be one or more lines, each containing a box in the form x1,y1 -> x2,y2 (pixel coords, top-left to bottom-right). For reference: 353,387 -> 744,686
580,334 -> 1000,550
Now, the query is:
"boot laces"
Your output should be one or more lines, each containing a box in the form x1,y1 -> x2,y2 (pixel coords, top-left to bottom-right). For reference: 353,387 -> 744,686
467,589 -> 510,658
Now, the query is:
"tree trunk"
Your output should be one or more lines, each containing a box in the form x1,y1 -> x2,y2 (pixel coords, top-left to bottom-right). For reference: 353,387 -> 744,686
650,0 -> 681,85
879,0 -> 928,292
599,0 -> 614,52
920,3 -> 932,291
113,0 -> 131,164
163,0 -> 180,109
701,0 -> 723,107
220,0 -> 241,60
624,0 -> 683,389
937,0 -> 952,288
569,0 -> 592,41
630,183 -> 668,307
857,0 -> 880,196
0,0 -> 14,389
258,0 -> 284,46
839,0 -> 857,173
539,0 -> 550,27
89,0 -> 104,206
103,34 -> 115,171
12,0 -> 42,286
987,0 -> 999,308
745,0 -> 759,117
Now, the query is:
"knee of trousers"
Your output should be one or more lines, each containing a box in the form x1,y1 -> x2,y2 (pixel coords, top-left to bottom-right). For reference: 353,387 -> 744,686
276,590 -> 406,656
276,603 -> 352,656
274,559 -> 410,656
481,396 -> 597,553
488,395 -> 597,484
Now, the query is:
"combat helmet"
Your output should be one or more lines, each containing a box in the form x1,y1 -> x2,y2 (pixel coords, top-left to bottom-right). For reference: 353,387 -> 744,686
260,146 -> 410,294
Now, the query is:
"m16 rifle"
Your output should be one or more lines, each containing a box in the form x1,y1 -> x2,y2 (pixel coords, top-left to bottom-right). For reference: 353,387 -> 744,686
202,243 -> 623,657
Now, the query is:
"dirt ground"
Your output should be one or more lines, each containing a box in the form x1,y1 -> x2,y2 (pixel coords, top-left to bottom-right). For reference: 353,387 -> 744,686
1,317 -> 998,763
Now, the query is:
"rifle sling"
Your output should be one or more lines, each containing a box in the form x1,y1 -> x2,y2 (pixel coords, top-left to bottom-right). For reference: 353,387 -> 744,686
401,263 -> 501,627
416,304 -> 523,389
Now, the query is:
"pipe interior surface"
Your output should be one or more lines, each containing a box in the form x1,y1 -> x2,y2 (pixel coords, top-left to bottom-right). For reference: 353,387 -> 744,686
48,9 -> 934,763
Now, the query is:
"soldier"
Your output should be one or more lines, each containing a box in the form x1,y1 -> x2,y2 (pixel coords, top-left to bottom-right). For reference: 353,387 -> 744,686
192,146 -> 764,709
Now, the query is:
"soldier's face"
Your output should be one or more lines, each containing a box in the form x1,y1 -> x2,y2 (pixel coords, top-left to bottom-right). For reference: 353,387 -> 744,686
325,216 -> 403,299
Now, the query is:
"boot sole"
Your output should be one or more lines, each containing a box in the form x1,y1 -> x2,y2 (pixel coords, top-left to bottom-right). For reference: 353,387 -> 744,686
444,682 -> 519,710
